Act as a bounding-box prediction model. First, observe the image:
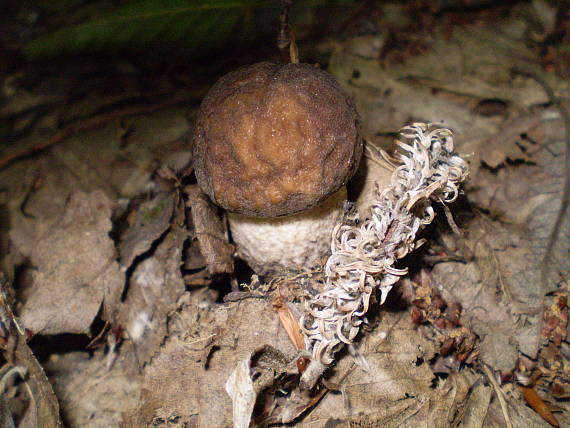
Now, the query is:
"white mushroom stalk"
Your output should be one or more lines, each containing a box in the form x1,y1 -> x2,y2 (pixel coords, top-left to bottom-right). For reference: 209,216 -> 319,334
300,123 -> 469,365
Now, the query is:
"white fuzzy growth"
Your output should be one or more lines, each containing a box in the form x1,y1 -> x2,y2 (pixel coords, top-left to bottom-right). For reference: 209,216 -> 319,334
128,311 -> 152,342
229,188 -> 347,275
301,123 -> 469,365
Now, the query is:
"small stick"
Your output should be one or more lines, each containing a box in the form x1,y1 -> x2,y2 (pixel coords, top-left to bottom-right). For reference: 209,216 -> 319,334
442,203 -> 463,236
482,364 -> 514,428
277,0 -> 298,64
273,295 -> 305,351
0,283 -> 63,427
0,92 -> 201,171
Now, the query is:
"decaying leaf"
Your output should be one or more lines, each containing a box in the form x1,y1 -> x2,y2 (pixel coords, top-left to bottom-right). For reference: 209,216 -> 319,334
471,107 -> 569,297
225,350 -> 260,428
432,215 -> 531,370
292,310 -> 475,427
430,105 -> 569,364
329,16 -> 567,175
5,160 -> 82,263
19,190 -> 123,335
185,184 -> 234,276
118,191 -> 176,268
460,374 -> 493,428
115,194 -> 187,366
122,290 -> 298,427
45,350 -> 140,428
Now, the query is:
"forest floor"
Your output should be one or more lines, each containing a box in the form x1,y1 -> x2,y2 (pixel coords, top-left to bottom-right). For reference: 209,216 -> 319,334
0,1 -> 569,427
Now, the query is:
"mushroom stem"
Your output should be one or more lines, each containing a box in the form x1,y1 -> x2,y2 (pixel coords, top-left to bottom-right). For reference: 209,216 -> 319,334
228,188 -> 347,276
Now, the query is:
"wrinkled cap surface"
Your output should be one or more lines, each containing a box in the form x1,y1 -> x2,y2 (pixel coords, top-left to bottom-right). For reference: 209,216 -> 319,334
192,62 -> 362,217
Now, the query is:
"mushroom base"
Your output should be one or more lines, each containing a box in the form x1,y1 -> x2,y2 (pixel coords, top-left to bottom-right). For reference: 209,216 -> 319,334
228,188 -> 347,276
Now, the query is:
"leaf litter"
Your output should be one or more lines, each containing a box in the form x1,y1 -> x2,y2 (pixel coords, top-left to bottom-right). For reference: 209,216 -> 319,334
0,1 -> 569,427
20,190 -> 122,336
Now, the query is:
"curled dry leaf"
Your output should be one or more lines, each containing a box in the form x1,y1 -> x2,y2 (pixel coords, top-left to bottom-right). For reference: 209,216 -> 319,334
225,345 -> 297,428
225,356 -> 256,428
0,281 -> 62,428
185,184 -> 234,276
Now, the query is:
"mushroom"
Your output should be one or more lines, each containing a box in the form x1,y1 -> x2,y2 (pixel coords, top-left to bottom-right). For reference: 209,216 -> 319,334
192,62 -> 362,275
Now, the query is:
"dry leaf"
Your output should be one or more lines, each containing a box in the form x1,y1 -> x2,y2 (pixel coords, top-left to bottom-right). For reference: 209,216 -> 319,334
460,375 -> 493,428
470,107 -> 569,296
118,191 -> 175,268
45,350 -> 140,428
123,291 -> 296,427
298,311 -> 473,427
436,106 -> 570,360
520,386 -> 560,427
20,190 -> 122,335
225,354 -> 256,428
185,185 -> 234,276
116,195 -> 187,366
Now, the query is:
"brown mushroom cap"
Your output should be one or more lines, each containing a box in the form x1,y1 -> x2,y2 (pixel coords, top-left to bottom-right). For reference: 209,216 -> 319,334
192,62 -> 362,217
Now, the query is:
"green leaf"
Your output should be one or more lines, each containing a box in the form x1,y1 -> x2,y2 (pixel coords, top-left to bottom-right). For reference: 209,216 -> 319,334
24,0 -> 274,59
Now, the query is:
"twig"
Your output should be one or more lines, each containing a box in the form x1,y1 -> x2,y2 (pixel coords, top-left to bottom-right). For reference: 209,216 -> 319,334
442,202 -> 463,236
0,365 -> 35,426
277,0 -> 298,64
0,282 -> 63,427
482,364 -> 514,428
0,93 -> 200,171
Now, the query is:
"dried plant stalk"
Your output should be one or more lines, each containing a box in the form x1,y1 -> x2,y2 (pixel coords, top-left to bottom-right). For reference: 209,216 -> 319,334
300,123 -> 469,365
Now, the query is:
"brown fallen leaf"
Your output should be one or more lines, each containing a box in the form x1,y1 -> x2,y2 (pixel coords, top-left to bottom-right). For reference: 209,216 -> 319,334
19,190 -> 123,335
185,184 -> 234,276
118,190 -> 175,269
273,294 -> 305,352
520,385 -> 560,427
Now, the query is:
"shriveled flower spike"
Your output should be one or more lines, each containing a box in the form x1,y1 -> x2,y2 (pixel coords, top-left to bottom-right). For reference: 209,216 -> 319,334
300,122 -> 469,369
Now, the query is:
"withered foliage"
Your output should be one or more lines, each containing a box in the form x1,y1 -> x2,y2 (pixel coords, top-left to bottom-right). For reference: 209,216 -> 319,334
0,1 -> 567,427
